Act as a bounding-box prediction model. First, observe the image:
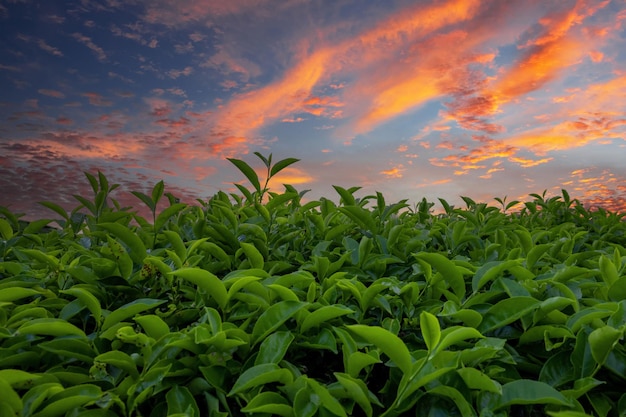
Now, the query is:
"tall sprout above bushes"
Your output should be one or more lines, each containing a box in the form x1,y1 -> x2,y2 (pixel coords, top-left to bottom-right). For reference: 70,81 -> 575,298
228,152 -> 300,203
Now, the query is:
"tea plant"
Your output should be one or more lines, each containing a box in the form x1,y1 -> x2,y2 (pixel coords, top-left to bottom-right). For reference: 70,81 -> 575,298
0,154 -> 625,417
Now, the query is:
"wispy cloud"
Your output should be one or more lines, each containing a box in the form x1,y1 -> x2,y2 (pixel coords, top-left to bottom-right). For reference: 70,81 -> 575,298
72,32 -> 107,61
167,66 -> 193,79
38,89 -> 66,99
17,34 -> 64,56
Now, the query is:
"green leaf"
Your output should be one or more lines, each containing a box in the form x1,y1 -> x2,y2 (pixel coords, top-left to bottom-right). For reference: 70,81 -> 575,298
94,350 -> 139,378
0,369 -> 43,387
170,268 -> 228,309
0,287 -> 42,302
31,384 -> 102,417
347,324 -> 412,375
252,301 -> 307,344
228,158 -> 261,193
457,367 -> 502,394
347,351 -> 381,378
434,326 -> 484,356
134,314 -> 170,340
494,379 -> 572,409
166,386 -> 200,417
294,386 -> 319,417
588,326 -> 622,365
301,305 -> 353,333
254,152 -> 272,169
256,331 -> 294,365
60,287 -> 102,325
414,252 -> 465,298
154,203 -> 186,232
334,372 -> 375,417
427,385 -> 476,417
477,296 -> 541,333
131,191 -> 156,212
84,171 -> 99,194
338,206 -> 377,232
240,241 -> 264,269
101,298 -> 166,331
0,378 -> 22,415
98,222 -> 147,263
420,311 -> 441,352
151,180 -> 165,204
241,392 -> 294,417
472,259 -> 521,292
599,255 -> 619,287
19,318 -> 86,337
270,157 -> 300,177
333,185 -> 358,206
39,337 -> 96,363
39,201 -> 69,221
228,363 -> 293,395
307,378 -> 348,417
0,218 -> 13,240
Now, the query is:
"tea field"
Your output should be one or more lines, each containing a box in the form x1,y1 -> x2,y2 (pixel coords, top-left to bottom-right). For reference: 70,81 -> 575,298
1,155 -> 625,417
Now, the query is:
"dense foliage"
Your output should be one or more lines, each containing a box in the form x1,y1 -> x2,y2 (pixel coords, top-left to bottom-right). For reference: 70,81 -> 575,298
1,155 -> 625,417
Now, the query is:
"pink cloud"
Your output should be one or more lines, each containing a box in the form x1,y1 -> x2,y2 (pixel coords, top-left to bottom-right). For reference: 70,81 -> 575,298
38,89 -> 66,99
72,33 -> 107,61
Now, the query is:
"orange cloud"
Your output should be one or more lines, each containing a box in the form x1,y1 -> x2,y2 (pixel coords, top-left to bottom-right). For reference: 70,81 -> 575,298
380,165 -> 404,179
267,166 -> 314,188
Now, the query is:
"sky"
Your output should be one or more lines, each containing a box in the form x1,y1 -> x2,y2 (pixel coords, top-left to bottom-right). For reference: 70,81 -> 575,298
1,0 -> 626,221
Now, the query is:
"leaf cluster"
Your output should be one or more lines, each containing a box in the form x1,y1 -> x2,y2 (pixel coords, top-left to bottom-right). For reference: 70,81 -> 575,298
1,156 -> 626,416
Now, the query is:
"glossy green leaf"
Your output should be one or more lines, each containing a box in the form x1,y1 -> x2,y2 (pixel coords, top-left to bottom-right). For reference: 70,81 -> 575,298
415,252 -> 465,298
334,372 -> 374,417
240,241 -> 264,269
301,305 -> 353,333
255,331 -> 294,365
599,255 -> 619,286
134,314 -> 170,340
131,191 -> 155,212
94,350 -> 139,378
434,326 -> 484,356
154,203 -> 186,232
60,287 -> 102,325
39,337 -> 96,363
163,230 -> 186,261
427,385 -> 475,417
347,324 -> 412,375
98,222 -> 147,263
294,386 -> 319,417
31,384 -> 103,417
307,377 -> 348,417
19,318 -> 86,337
228,363 -> 293,395
472,260 -> 521,292
270,157 -> 300,177
170,268 -> 227,309
494,379 -> 572,409
252,300 -> 307,344
588,326 -> 622,365
0,287 -> 42,302
227,158 -> 261,193
420,311 -> 441,352
241,392 -> 294,417
477,296 -> 541,333
347,351 -> 381,378
457,367 -> 502,394
0,378 -> 21,415
38,201 -> 70,221
166,386 -> 200,417
101,298 -> 166,331
0,218 -> 14,240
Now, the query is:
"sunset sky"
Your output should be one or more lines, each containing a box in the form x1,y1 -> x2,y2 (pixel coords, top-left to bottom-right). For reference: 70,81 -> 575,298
1,0 -> 625,220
